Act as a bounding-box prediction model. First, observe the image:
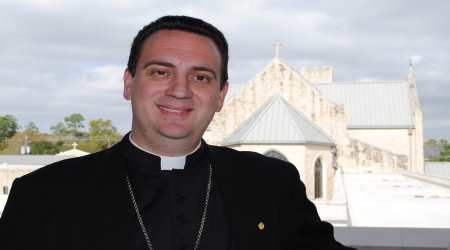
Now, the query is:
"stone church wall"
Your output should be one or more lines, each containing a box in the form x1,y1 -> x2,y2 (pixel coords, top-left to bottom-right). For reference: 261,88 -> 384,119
207,58 -> 424,182
300,66 -> 333,83
347,129 -> 410,156
412,110 -> 424,172
229,144 -> 336,201
228,144 -> 307,179
343,138 -> 408,171
303,145 -> 335,200
205,61 -> 350,165
347,127 -> 423,172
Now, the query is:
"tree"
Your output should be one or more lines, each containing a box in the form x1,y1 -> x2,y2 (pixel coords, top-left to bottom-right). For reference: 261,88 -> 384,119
438,139 -> 448,146
50,122 -> 69,136
0,114 -> 19,150
64,113 -> 86,137
88,119 -> 119,137
76,119 -> 121,152
0,115 -> 19,139
425,138 -> 450,162
30,141 -> 64,155
425,139 -> 438,146
24,122 -> 39,135
50,113 -> 86,137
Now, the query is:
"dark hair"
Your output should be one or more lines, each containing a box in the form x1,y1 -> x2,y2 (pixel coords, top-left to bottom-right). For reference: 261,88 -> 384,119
127,15 -> 229,88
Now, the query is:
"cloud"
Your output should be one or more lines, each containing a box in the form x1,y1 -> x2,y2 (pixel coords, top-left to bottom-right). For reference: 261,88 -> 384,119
410,54 -> 423,65
82,65 -> 124,91
0,0 -> 449,140
20,0 -> 64,9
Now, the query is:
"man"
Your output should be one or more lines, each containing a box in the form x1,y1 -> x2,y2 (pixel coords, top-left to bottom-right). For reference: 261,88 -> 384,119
0,16 -> 354,250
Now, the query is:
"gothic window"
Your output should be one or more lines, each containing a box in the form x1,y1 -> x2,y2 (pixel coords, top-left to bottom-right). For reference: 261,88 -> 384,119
265,150 -> 288,162
314,158 -> 323,199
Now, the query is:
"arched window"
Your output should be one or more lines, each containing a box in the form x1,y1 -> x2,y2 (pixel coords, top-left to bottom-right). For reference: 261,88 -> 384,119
314,158 -> 323,199
264,150 -> 288,162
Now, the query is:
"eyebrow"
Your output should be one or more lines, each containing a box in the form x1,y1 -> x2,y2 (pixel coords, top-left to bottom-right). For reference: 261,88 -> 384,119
141,60 -> 174,70
141,60 -> 217,80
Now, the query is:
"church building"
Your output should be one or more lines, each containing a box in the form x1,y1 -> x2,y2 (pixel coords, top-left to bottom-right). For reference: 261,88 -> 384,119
204,45 -> 424,201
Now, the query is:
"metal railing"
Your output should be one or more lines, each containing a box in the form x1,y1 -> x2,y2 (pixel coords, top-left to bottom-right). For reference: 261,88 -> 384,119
425,162 -> 450,179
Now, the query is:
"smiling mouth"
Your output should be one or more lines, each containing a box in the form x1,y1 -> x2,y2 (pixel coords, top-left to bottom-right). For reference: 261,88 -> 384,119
157,105 -> 192,114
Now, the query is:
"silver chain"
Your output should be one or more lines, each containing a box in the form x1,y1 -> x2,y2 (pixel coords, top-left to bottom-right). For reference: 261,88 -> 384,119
125,164 -> 212,250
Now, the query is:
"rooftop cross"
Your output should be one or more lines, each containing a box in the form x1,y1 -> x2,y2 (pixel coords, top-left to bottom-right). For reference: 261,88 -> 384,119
273,41 -> 283,61
72,142 -> 78,150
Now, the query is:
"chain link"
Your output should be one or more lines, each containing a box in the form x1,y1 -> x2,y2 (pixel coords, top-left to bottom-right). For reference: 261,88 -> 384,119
126,164 -> 212,250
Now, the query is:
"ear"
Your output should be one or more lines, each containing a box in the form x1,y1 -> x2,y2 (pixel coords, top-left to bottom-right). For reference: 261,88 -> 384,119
216,81 -> 229,112
123,69 -> 133,100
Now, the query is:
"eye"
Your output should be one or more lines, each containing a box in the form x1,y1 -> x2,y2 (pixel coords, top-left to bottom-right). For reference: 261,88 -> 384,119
150,69 -> 171,78
191,74 -> 211,83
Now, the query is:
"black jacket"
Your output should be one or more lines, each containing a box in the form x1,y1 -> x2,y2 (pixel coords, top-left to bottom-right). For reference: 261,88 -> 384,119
0,139 -> 354,250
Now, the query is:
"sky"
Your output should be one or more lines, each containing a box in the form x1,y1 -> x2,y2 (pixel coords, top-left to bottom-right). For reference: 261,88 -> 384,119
0,0 -> 449,140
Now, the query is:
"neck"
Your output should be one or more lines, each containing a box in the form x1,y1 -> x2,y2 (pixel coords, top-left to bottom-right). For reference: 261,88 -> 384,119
130,130 -> 201,157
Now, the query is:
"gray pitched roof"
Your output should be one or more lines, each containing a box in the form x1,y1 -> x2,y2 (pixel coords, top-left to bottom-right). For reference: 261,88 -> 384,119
223,95 -> 335,146
315,81 -> 413,128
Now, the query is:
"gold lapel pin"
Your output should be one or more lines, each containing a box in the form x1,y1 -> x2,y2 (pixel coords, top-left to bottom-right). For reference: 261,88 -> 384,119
258,222 -> 265,231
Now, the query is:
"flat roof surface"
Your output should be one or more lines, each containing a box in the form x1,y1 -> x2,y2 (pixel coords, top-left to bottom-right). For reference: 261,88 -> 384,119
343,172 -> 450,228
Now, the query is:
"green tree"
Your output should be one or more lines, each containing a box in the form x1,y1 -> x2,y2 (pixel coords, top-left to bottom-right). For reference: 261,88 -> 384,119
0,115 -> 19,139
30,141 -> 64,155
78,119 -> 121,152
50,122 -> 69,136
425,139 -> 438,146
438,139 -> 448,146
24,122 -> 39,135
426,138 -> 450,162
50,113 -> 87,137
89,119 -> 118,137
441,141 -> 450,162
64,113 -> 86,137
0,114 -> 19,150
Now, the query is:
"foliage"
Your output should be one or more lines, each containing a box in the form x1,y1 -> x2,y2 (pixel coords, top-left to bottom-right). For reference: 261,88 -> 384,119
30,140 -> 64,155
441,143 -> 450,162
424,139 -> 438,145
0,114 -> 19,139
50,113 -> 86,137
24,122 -> 39,135
78,119 -> 122,152
50,122 -> 69,136
64,113 -> 85,136
438,139 -> 449,146
425,138 -> 450,162
0,114 -> 123,155
88,119 -> 119,137
0,115 -> 19,150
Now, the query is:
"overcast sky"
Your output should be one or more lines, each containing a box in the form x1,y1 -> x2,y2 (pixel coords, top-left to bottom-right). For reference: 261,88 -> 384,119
0,0 -> 449,140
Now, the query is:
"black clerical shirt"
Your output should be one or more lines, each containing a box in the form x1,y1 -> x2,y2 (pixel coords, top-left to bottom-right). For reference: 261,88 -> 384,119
121,137 -> 229,250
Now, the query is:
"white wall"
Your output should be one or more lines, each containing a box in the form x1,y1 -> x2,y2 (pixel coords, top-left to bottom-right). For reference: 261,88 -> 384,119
348,129 -> 410,156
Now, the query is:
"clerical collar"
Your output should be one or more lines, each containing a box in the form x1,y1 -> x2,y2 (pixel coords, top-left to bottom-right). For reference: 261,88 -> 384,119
128,133 -> 202,170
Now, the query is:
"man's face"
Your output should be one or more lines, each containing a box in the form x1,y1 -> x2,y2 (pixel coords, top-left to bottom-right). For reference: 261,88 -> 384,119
124,30 -> 228,145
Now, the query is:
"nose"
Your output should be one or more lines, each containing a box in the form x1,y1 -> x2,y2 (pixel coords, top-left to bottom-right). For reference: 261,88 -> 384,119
165,74 -> 193,99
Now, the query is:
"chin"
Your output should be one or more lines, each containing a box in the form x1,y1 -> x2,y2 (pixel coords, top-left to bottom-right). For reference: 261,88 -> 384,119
159,129 -> 192,140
